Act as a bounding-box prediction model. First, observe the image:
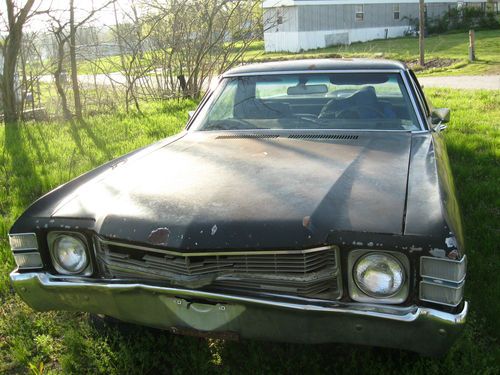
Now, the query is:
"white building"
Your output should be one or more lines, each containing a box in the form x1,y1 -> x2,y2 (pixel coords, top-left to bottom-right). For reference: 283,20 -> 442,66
263,0 -> 496,52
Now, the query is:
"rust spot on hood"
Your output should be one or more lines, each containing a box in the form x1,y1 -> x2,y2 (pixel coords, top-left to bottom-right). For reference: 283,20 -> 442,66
148,227 -> 170,246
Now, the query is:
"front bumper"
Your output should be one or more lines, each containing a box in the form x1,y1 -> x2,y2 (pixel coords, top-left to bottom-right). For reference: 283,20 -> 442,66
11,271 -> 467,356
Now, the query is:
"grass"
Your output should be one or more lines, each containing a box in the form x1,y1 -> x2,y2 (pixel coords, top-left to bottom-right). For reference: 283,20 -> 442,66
78,55 -> 124,76
249,29 -> 500,76
0,90 -> 499,374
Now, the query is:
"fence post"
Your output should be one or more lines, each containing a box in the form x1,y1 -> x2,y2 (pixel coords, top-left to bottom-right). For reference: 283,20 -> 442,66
469,29 -> 475,62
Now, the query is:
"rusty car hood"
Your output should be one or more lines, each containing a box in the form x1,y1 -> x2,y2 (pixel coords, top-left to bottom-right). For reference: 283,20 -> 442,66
47,131 -> 413,250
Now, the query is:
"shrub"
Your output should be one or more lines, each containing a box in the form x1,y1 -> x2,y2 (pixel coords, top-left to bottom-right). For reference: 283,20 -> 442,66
427,7 -> 500,34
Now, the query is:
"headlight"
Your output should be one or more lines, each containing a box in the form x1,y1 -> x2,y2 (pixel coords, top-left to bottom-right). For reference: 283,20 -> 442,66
48,233 -> 91,275
354,253 -> 405,298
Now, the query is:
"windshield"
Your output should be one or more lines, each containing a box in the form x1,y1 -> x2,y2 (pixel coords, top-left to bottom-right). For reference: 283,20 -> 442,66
191,73 -> 421,131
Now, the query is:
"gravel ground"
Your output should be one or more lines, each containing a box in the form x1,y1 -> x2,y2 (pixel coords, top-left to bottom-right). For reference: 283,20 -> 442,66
419,75 -> 500,90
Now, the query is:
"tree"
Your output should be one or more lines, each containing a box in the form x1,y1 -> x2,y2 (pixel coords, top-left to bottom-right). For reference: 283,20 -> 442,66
148,0 -> 265,98
108,0 -> 160,113
48,17 -> 73,120
0,0 -> 36,123
18,30 -> 48,119
69,0 -> 115,120
47,0 -> 115,120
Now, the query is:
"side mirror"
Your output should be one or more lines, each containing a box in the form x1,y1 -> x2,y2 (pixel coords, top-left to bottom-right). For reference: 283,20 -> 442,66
188,110 -> 195,120
431,107 -> 450,132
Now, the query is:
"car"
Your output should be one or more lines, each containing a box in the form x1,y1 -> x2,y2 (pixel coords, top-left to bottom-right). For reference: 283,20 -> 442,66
9,59 -> 467,356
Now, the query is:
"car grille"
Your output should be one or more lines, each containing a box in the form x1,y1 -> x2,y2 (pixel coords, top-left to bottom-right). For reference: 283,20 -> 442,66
95,239 -> 342,299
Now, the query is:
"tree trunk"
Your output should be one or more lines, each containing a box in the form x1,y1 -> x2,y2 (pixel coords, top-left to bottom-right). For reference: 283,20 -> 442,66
1,45 -> 19,123
1,0 -> 36,124
19,48 -> 28,119
54,36 -> 73,120
69,0 -> 83,120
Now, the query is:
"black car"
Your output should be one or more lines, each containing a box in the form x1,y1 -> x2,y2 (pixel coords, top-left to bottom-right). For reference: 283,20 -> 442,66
9,59 -> 467,355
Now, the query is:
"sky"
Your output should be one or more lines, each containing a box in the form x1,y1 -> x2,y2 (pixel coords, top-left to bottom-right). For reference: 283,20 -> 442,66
0,0 -> 135,32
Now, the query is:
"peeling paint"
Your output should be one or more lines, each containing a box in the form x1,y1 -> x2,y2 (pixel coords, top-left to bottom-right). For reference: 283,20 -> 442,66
211,225 -> 218,236
409,246 -> 423,253
367,242 -> 374,247
302,216 -> 311,229
445,236 -> 457,249
148,227 -> 170,246
430,248 -> 446,258
447,250 -> 459,260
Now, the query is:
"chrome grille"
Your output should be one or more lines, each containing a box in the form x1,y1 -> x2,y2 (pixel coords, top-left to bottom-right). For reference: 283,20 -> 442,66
96,239 -> 341,299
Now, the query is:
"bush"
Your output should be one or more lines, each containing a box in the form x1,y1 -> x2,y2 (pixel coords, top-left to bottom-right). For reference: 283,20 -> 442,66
427,7 -> 500,34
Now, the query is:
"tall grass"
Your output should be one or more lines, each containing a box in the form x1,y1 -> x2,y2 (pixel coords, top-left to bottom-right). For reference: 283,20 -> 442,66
0,91 -> 499,374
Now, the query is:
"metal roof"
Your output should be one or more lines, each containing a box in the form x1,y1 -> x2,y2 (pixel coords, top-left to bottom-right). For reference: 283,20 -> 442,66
223,59 -> 407,76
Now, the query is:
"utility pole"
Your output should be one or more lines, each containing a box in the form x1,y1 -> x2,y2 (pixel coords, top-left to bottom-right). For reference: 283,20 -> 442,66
419,0 -> 425,66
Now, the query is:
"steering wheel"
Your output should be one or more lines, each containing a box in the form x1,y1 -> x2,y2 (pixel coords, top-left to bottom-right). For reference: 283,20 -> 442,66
336,105 -> 385,119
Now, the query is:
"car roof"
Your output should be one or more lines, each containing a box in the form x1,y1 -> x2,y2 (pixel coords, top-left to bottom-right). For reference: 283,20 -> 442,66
223,58 -> 407,76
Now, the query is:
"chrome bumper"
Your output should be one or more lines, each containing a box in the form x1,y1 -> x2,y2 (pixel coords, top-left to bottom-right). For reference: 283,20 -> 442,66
11,271 -> 468,356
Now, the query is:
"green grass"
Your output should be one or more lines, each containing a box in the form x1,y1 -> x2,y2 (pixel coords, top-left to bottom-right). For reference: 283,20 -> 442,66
247,30 -> 500,76
78,55 -> 124,75
1,91 -> 499,374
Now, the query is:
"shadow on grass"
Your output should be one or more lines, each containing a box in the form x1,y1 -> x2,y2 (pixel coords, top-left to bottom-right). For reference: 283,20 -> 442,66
445,140 -> 500,340
65,119 -> 113,165
3,123 -> 45,213
78,119 -> 113,160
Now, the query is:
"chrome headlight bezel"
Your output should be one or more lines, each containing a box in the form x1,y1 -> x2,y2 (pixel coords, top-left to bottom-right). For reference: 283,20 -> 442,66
348,249 -> 410,304
47,232 -> 93,276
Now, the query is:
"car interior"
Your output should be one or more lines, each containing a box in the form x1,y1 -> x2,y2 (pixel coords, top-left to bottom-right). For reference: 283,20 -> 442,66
197,73 -> 421,131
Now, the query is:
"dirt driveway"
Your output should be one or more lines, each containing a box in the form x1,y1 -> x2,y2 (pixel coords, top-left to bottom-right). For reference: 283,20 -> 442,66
419,75 -> 500,90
